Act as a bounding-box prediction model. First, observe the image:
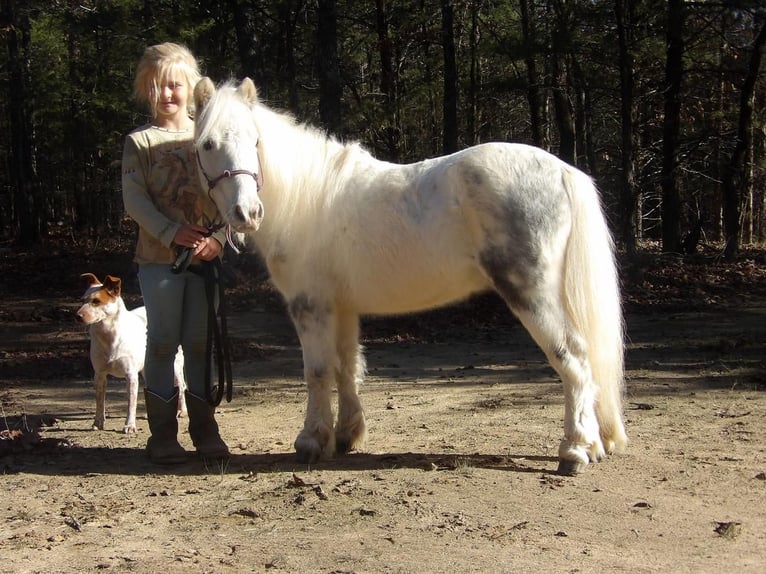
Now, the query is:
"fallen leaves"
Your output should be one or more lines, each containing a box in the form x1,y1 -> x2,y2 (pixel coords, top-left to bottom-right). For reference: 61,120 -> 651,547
0,414 -> 70,457
287,473 -> 331,504
622,251 -> 766,311
714,521 -> 742,539
231,508 -> 260,519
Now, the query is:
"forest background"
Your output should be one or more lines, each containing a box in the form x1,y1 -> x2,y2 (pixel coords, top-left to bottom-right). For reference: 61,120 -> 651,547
1,0 -> 765,259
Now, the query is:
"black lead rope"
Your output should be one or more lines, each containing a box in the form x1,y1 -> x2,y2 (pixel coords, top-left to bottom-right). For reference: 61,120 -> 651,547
170,223 -> 233,406
201,258 -> 234,406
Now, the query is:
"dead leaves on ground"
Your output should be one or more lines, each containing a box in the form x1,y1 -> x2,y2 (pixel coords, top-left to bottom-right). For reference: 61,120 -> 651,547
622,253 -> 766,310
714,520 -> 742,539
0,414 -> 72,457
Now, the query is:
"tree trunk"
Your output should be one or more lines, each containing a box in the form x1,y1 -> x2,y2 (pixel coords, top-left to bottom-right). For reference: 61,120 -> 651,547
467,0 -> 480,146
374,0 -> 400,161
660,0 -> 684,253
570,58 -> 596,175
615,0 -> 638,255
316,0 -> 342,136
550,0 -> 575,165
278,1 -> 299,113
722,18 -> 766,259
229,0 -> 261,82
440,0 -> 458,154
754,120 -> 765,242
4,0 -> 42,244
519,0 -> 544,147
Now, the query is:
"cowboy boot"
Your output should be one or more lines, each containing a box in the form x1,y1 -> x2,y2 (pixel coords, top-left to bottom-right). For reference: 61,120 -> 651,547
185,391 -> 230,459
144,389 -> 188,464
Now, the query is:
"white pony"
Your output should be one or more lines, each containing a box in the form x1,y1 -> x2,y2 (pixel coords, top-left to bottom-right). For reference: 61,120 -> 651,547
193,77 -> 628,475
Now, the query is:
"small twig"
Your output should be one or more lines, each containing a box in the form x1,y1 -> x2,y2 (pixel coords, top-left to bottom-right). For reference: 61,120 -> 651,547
1,404 -> 10,434
65,515 -> 82,532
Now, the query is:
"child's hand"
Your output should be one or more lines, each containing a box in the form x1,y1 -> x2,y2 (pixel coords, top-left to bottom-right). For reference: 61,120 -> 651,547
173,224 -> 221,262
174,224 -> 209,249
194,236 -> 222,261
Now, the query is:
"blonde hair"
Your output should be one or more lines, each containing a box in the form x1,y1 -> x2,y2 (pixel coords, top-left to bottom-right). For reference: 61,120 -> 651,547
133,42 -> 201,118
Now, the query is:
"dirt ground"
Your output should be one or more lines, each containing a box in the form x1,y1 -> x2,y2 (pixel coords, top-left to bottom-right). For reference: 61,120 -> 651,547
1,246 -> 765,573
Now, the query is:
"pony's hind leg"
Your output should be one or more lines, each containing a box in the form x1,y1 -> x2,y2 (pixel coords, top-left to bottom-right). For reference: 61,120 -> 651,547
334,312 -> 367,454
289,295 -> 338,463
511,301 -> 605,474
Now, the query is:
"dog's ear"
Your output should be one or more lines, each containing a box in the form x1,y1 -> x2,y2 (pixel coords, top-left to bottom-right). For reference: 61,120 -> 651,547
81,273 -> 100,287
103,275 -> 122,298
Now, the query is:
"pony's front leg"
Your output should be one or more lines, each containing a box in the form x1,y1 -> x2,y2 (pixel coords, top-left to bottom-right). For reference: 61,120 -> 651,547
334,313 -> 367,454
289,296 -> 337,464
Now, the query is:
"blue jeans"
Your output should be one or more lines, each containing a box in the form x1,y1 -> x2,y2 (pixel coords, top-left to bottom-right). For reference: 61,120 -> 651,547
138,263 -> 212,399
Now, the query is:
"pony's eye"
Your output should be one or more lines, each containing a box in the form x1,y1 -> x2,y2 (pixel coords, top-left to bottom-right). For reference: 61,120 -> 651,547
203,140 -> 213,151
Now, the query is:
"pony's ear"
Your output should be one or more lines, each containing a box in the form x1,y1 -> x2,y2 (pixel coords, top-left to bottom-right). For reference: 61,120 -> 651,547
238,77 -> 259,105
194,77 -> 216,113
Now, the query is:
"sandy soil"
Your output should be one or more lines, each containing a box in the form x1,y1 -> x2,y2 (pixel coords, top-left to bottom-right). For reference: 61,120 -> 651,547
1,257 -> 765,573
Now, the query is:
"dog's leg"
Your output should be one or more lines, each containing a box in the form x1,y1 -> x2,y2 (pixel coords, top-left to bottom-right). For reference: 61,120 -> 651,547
123,370 -> 140,434
93,372 -> 107,431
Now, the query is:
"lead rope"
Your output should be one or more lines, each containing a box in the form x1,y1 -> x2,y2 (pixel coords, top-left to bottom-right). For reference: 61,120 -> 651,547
171,222 -> 234,406
202,257 -> 234,406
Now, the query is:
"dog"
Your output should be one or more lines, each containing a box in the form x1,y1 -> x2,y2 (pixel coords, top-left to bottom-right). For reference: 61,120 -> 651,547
77,273 -> 186,433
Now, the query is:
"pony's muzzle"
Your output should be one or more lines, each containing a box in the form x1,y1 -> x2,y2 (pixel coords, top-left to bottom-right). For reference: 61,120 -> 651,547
233,201 -> 264,231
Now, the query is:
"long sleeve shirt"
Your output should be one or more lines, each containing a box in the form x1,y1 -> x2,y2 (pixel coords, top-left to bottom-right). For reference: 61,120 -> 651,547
121,124 -> 226,265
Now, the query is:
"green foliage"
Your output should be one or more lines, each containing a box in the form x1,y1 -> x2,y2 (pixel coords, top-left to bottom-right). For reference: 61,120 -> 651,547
0,0 -> 764,246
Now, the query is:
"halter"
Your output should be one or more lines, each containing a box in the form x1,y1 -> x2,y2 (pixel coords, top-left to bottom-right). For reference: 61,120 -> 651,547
195,147 -> 263,198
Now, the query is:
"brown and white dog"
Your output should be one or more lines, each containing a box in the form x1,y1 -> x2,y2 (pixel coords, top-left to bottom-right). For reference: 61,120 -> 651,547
77,273 -> 186,433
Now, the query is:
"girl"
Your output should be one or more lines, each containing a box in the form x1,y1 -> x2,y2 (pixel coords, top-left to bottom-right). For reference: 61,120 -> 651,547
122,42 -> 229,464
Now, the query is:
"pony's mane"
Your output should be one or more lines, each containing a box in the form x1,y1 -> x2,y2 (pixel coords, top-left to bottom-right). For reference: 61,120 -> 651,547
195,80 -> 372,223
196,79 -> 347,157
195,80 -> 258,146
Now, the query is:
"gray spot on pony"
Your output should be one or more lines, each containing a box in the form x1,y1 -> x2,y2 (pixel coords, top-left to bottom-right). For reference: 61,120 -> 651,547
479,245 -> 536,310
460,165 -> 484,188
473,167 -> 570,313
309,365 -> 328,380
553,344 -> 568,362
288,293 -> 328,334
475,197 -> 551,311
400,180 -> 444,225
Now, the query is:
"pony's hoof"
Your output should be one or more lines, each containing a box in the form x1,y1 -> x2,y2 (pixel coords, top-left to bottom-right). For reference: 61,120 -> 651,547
294,435 -> 325,464
557,458 -> 587,476
295,447 -> 321,464
335,438 -> 353,455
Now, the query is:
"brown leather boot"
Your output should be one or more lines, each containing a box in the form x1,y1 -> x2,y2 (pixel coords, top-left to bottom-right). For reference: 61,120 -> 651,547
185,391 -> 230,459
144,389 -> 188,464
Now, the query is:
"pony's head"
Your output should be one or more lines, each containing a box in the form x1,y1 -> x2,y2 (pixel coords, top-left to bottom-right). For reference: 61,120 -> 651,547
194,77 -> 265,232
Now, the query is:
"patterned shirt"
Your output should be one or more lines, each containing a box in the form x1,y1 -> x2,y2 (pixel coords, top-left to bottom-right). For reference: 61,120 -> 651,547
122,124 -> 225,265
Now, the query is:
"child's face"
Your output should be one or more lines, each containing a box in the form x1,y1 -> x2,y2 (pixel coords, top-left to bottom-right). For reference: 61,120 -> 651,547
153,77 -> 190,121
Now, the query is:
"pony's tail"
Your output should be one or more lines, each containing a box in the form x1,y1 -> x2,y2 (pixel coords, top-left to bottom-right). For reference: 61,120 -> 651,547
562,168 -> 628,454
